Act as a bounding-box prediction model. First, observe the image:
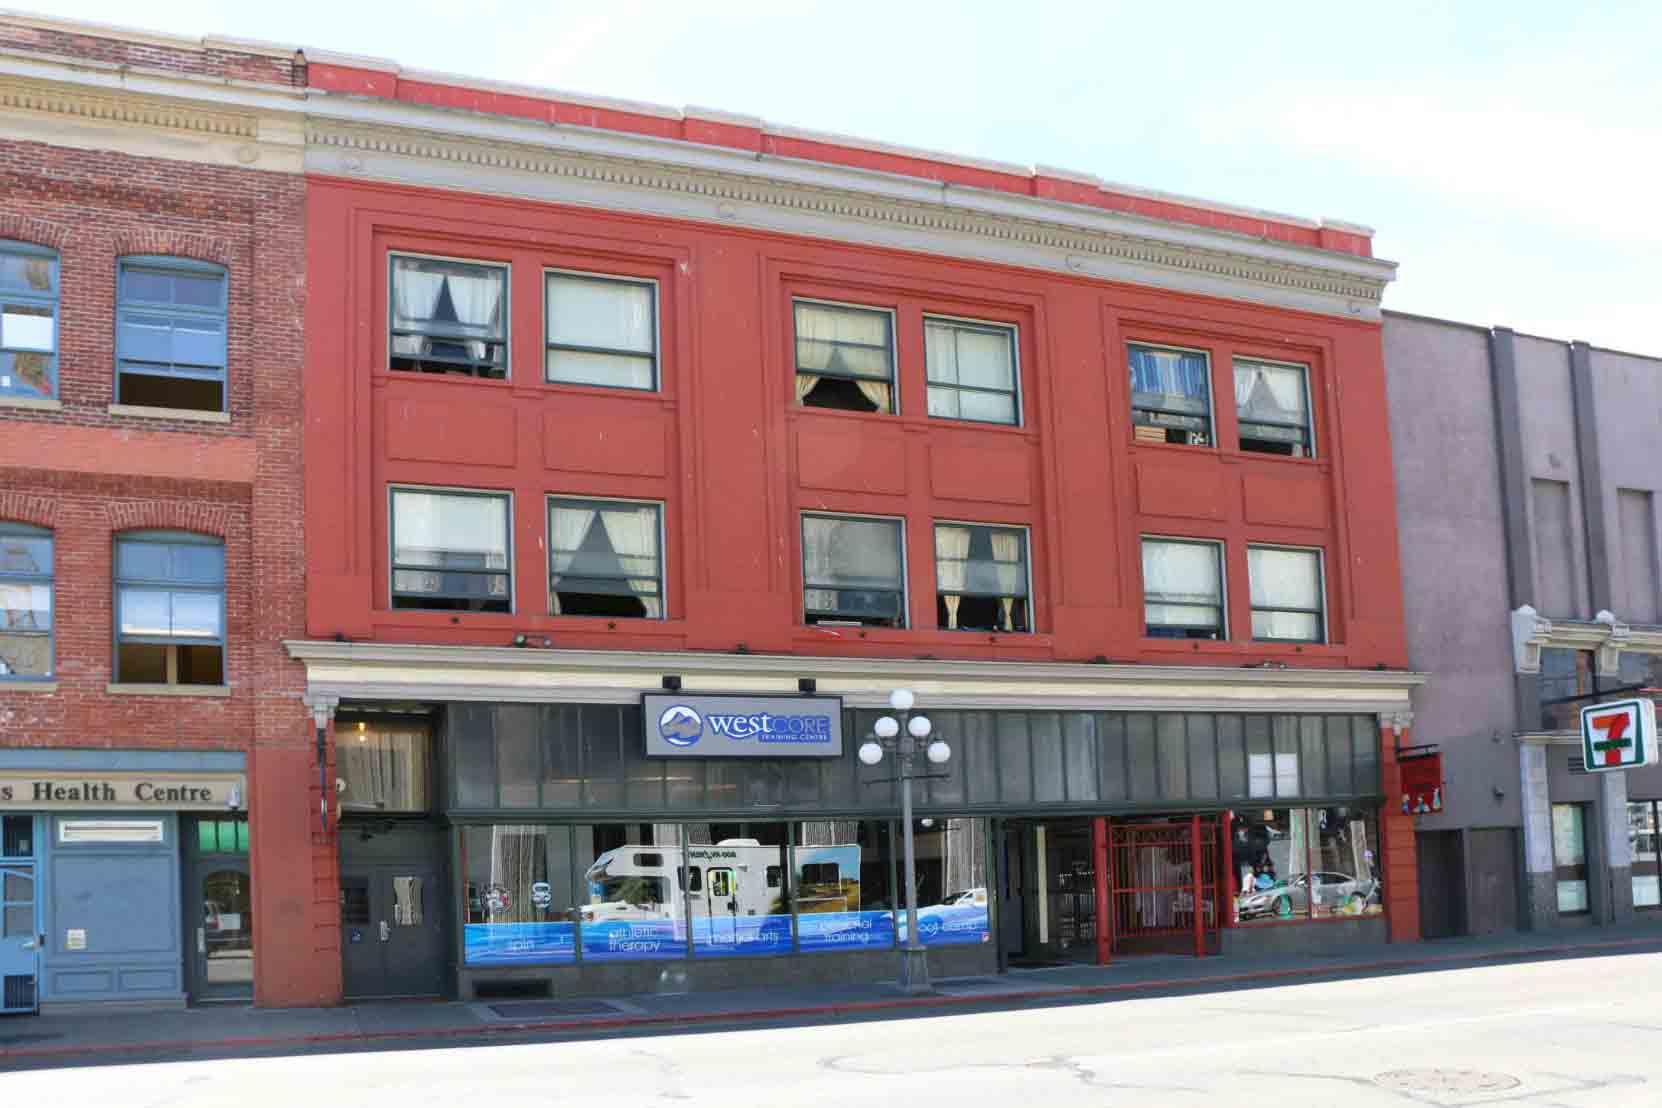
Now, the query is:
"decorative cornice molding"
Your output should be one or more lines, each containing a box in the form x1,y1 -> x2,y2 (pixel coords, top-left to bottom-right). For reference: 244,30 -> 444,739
305,120 -> 1391,317
0,74 -> 258,139
1510,605 -> 1662,676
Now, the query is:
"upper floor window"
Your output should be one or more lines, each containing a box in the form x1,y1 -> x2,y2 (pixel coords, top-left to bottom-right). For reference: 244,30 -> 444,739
802,514 -> 905,627
1235,358 -> 1313,457
1142,537 -> 1224,639
935,522 -> 1029,631
925,318 -> 1019,425
0,242 -> 58,401
794,300 -> 895,414
1247,545 -> 1325,643
545,272 -> 657,390
549,497 -> 663,619
116,258 -> 229,412
115,531 -> 225,685
389,255 -> 508,379
1129,344 -> 1211,446
390,488 -> 511,613
0,524 -> 52,679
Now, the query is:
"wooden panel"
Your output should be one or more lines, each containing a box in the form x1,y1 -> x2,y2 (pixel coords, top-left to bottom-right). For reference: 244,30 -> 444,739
1242,471 -> 1329,530
385,397 -> 516,467
930,444 -> 1031,504
542,412 -> 667,477
1134,459 -> 1227,521
796,428 -> 907,495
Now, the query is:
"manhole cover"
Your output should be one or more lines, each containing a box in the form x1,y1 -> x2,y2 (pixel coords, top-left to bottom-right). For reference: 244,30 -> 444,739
487,999 -> 623,1019
1375,1069 -> 1521,1095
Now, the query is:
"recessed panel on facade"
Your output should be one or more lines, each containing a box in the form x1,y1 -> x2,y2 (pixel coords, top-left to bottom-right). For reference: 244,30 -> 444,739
642,694 -> 844,758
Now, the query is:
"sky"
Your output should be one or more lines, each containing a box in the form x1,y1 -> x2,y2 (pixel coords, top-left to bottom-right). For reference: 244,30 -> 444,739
37,0 -> 1662,354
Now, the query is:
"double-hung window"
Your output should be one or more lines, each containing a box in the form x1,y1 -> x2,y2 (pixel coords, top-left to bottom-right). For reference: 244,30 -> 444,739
116,258 -> 228,412
0,242 -> 58,400
114,531 -> 225,685
925,318 -> 1019,425
802,514 -> 905,627
545,272 -> 657,390
1141,538 -> 1225,639
548,497 -> 663,618
389,255 -> 508,379
1235,358 -> 1313,457
0,524 -> 52,679
794,301 -> 895,414
1129,344 -> 1211,446
390,488 -> 512,613
1247,545 -> 1325,643
935,523 -> 1029,631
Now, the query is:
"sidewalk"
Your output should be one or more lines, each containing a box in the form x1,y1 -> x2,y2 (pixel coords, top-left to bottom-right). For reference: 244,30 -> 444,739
5,923 -> 1661,1066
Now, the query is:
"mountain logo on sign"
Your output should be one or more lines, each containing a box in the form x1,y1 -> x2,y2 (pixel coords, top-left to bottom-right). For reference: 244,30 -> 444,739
658,705 -> 704,747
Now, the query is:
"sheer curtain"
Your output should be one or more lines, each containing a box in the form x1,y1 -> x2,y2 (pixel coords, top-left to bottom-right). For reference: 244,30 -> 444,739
794,302 -> 892,411
548,506 -> 598,615
794,374 -> 821,403
392,266 -> 445,357
337,723 -> 428,811
989,532 -> 1023,631
1234,362 -> 1305,422
854,379 -> 892,412
934,525 -> 971,628
445,271 -> 504,361
599,505 -> 662,618
1141,541 -> 1221,628
803,517 -> 899,614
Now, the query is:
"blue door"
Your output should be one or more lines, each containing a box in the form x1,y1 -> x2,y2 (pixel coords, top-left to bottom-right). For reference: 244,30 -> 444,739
2,815 -> 40,1013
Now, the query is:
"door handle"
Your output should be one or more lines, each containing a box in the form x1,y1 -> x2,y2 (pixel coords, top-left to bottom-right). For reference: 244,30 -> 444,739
20,939 -> 35,951
197,928 -> 206,954
379,920 -> 390,942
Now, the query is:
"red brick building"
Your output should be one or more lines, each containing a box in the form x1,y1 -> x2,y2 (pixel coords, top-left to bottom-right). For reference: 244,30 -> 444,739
0,15 -> 329,1010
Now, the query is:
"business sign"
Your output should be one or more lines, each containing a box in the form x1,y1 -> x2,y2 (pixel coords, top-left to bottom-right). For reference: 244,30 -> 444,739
1580,697 -> 1659,772
1399,753 -> 1444,815
642,694 -> 844,758
0,772 -> 245,811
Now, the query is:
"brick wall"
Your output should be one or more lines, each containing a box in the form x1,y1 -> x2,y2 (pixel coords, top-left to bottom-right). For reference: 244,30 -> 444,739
0,20 -> 303,88
0,133 -> 336,1005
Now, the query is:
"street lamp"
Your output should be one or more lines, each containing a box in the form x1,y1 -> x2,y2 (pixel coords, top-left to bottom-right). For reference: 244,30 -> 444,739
858,688 -> 951,994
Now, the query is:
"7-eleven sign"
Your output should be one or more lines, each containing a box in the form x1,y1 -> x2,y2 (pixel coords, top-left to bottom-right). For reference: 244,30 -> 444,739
1579,698 -> 1659,772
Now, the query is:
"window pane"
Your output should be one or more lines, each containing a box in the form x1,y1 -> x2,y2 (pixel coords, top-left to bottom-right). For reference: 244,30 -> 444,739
1630,801 -> 1660,909
0,252 -> 55,294
956,389 -> 1017,424
116,542 -> 170,581
582,705 -> 623,808
116,643 -> 167,683
173,273 -> 224,308
1130,346 -> 1210,410
0,582 -> 50,631
1251,611 -> 1322,642
793,302 -> 892,379
547,275 -> 653,353
545,349 -> 654,389
1310,807 -> 1383,918
1062,715 -> 1100,803
496,706 -> 540,808
574,824 -> 684,961
463,824 -> 576,965
540,706 -> 582,809
1231,808 -> 1314,923
0,534 -> 50,576
1,303 -> 53,351
996,713 -> 1032,804
802,516 -> 901,588
118,588 -> 171,638
119,314 -> 173,362
392,256 -> 505,338
337,719 -> 431,812
1553,803 -> 1589,914
902,818 -> 990,947
795,820 -> 895,952
170,318 -> 226,368
449,704 -> 495,808
394,491 -> 509,569
170,543 -> 226,584
689,826 -> 791,957
1235,361 -> 1308,425
170,592 -> 222,639
1248,548 -> 1320,609
925,321 -> 1014,389
1031,713 -> 1065,803
120,268 -> 174,303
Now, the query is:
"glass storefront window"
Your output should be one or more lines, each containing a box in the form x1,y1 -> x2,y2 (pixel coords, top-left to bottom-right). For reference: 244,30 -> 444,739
338,717 -> 431,812
1629,800 -> 1660,910
901,818 -> 990,947
462,824 -> 576,965
684,823 -> 792,957
1552,803 -> 1589,915
1310,807 -> 1382,918
1230,807 -> 1318,924
795,820 -> 895,953
575,823 -> 684,961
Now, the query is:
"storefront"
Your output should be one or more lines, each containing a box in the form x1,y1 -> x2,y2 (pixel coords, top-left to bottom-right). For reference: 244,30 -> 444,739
0,749 -> 249,1013
293,643 -> 1421,1000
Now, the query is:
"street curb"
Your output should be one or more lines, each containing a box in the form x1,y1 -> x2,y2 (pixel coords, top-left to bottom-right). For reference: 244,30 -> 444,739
5,935 -> 1661,1063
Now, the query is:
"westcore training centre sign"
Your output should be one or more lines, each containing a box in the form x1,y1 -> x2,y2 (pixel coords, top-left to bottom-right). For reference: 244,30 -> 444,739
642,694 -> 844,758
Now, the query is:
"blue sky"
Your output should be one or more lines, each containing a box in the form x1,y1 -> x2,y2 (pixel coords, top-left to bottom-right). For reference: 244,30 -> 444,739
39,1 -> 1662,354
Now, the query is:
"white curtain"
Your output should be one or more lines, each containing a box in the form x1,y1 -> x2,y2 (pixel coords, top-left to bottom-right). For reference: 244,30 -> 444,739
803,517 -> 899,587
794,374 -> 821,404
989,531 -> 1023,631
1234,360 -> 1306,422
854,379 -> 892,412
391,266 -> 445,358
547,276 -> 653,352
599,506 -> 662,618
934,525 -> 971,628
1248,548 -> 1319,608
548,506 -> 597,615
395,492 -> 508,568
1142,540 -> 1221,628
794,302 -> 892,410
337,723 -> 428,811
446,271 -> 504,361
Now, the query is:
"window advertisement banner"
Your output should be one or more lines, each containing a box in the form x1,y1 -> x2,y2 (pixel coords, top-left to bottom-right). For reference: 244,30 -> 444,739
462,825 -> 577,966
794,834 -> 895,952
684,838 -> 793,958
578,825 -> 687,962
899,818 -> 991,946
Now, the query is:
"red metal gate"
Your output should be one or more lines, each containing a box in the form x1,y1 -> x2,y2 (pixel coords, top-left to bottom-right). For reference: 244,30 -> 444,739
1106,815 -> 1220,957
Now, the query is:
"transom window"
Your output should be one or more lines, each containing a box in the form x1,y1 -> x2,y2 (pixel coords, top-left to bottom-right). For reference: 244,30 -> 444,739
1129,344 -> 1211,446
549,498 -> 664,619
545,272 -> 658,390
0,242 -> 58,401
1247,546 -> 1324,643
794,300 -> 895,414
389,255 -> 508,379
0,524 -> 52,679
1235,358 -> 1313,457
115,531 -> 225,685
925,318 -> 1018,425
390,488 -> 512,613
802,514 -> 905,628
116,257 -> 228,412
935,523 -> 1029,632
1142,538 -> 1225,639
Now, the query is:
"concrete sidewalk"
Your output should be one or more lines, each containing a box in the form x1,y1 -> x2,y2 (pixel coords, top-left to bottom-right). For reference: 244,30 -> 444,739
5,924 -> 1661,1066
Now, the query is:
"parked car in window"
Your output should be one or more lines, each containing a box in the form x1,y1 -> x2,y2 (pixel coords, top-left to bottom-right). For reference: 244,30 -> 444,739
1236,872 -> 1378,920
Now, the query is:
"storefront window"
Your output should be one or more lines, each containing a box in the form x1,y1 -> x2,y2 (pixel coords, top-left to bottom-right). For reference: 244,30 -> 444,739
462,824 -> 576,965
902,818 -> 991,947
684,823 -> 791,957
1552,803 -> 1589,914
1230,807 -> 1317,924
1310,807 -> 1382,918
795,820 -> 895,952
338,717 -> 431,813
1629,800 -> 1660,909
575,823 -> 684,961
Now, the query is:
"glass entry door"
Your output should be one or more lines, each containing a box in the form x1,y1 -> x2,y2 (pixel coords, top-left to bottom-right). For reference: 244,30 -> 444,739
1,814 -> 38,1013
185,817 -> 253,1002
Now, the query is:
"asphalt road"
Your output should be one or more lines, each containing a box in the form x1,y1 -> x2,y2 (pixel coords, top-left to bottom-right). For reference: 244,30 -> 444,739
6,950 -> 1662,1105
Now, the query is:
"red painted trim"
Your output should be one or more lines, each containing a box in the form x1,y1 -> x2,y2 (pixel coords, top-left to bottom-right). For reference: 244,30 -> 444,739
1191,814 -> 1207,958
1092,816 -> 1110,966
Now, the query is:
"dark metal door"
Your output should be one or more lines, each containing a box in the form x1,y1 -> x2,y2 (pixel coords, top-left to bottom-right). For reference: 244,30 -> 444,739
997,822 -> 1025,958
1416,830 -> 1466,938
340,866 -> 445,998
1466,829 -> 1519,935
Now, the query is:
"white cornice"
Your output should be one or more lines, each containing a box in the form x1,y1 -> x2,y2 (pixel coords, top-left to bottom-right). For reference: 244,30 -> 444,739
284,640 -> 1422,715
1511,605 -> 1662,677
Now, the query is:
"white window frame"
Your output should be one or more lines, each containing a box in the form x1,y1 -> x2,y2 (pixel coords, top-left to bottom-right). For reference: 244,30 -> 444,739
387,251 -> 512,380
543,267 -> 661,392
922,314 -> 1022,427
